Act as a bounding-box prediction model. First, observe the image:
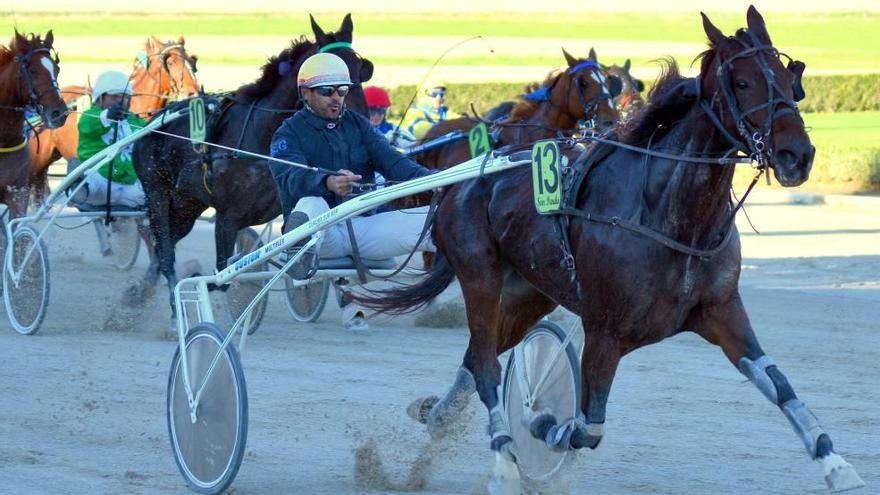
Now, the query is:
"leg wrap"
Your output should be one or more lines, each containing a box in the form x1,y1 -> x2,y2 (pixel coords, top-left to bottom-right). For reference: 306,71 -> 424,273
782,399 -> 827,459
738,355 -> 779,404
488,404 -> 510,442
426,366 -> 476,439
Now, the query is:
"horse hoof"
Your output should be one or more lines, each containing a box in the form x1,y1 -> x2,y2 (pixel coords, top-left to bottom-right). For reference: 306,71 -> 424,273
821,453 -> 865,492
487,450 -> 522,495
406,395 -> 439,424
123,282 -> 155,307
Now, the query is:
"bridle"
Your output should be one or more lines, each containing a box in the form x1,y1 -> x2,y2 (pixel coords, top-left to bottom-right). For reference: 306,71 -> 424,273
698,30 -> 804,172
519,60 -> 618,135
0,45 -> 61,119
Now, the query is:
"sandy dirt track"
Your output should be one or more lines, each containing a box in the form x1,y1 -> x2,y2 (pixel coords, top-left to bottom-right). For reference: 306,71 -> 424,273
0,192 -> 878,494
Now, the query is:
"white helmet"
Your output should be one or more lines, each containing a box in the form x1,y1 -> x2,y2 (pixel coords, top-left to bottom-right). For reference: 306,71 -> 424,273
92,70 -> 132,103
297,52 -> 352,88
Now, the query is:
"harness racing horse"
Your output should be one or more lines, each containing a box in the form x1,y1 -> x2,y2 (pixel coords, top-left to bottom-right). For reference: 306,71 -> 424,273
416,48 -> 620,173
132,14 -> 373,326
393,49 -> 620,217
0,30 -> 67,221
27,36 -> 200,203
360,7 -> 863,492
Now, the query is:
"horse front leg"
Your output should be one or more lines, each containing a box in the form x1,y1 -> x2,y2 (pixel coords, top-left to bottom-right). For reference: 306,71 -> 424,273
696,293 -> 865,492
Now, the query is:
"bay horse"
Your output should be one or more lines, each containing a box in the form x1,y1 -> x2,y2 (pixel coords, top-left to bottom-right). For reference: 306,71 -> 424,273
27,36 -> 199,203
360,7 -> 863,493
416,48 -> 620,173
132,14 -> 373,326
0,30 -> 67,221
392,49 -> 620,216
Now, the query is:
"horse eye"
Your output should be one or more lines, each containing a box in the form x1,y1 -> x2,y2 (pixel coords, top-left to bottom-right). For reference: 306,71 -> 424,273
735,79 -> 750,90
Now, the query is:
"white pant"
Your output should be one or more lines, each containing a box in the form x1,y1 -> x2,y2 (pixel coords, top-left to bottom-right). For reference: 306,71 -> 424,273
82,174 -> 146,208
292,197 -> 435,260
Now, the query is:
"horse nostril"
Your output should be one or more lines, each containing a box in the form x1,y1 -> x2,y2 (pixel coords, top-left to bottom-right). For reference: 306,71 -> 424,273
776,149 -> 798,168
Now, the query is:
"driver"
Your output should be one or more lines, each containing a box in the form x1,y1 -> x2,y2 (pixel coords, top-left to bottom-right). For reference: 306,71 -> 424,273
269,52 -> 436,330
74,70 -> 148,208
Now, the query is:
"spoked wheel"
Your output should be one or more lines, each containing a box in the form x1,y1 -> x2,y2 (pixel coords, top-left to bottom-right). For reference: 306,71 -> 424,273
3,225 -> 50,335
106,217 -> 142,270
502,320 -> 581,483
284,277 -> 329,323
223,228 -> 267,335
167,323 -> 247,494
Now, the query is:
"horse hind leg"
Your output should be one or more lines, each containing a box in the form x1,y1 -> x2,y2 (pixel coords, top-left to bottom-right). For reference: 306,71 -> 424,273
410,277 -> 557,442
698,295 -> 864,492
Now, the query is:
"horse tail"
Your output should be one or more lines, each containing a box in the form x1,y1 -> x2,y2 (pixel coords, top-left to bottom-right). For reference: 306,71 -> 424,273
353,252 -> 455,315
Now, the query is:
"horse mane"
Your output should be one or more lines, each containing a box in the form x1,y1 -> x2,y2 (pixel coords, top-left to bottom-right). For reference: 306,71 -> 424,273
619,59 -> 696,145
506,69 -> 564,121
0,31 -> 45,67
236,36 -> 314,102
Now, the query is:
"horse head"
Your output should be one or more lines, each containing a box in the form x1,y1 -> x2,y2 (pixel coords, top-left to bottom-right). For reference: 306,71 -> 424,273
700,6 -> 813,186
8,30 -> 67,128
561,48 -> 619,131
131,36 -> 200,115
309,13 -> 373,116
605,59 -> 645,117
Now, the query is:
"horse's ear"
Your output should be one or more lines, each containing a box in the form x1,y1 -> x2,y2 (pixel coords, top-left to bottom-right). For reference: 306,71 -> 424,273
588,47 -> 597,61
701,12 -> 729,50
178,35 -> 186,45
562,48 -> 577,68
14,30 -> 27,50
746,5 -> 772,45
44,30 -> 54,48
310,14 -> 327,44
623,59 -> 631,72
339,13 -> 353,35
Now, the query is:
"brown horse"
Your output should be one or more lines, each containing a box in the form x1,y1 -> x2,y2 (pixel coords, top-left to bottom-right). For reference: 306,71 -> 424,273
0,30 -> 67,220
416,49 -> 620,173
361,7 -> 863,492
27,37 -> 199,203
133,14 -> 373,328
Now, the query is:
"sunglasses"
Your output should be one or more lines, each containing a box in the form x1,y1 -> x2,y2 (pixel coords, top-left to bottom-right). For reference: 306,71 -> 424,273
428,89 -> 446,98
313,85 -> 351,97
368,106 -> 387,116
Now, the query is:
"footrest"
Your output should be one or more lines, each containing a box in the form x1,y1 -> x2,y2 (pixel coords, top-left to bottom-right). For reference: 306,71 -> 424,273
318,256 -> 397,270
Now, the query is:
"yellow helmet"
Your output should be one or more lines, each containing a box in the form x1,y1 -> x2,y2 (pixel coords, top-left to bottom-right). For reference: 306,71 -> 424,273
297,53 -> 352,88
423,79 -> 447,96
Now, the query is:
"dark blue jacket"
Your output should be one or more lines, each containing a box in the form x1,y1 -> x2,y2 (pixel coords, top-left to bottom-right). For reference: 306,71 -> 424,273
269,107 -> 432,217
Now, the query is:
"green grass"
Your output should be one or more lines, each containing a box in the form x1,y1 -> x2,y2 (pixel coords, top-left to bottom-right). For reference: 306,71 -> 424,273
3,11 -> 879,71
804,111 -> 880,149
